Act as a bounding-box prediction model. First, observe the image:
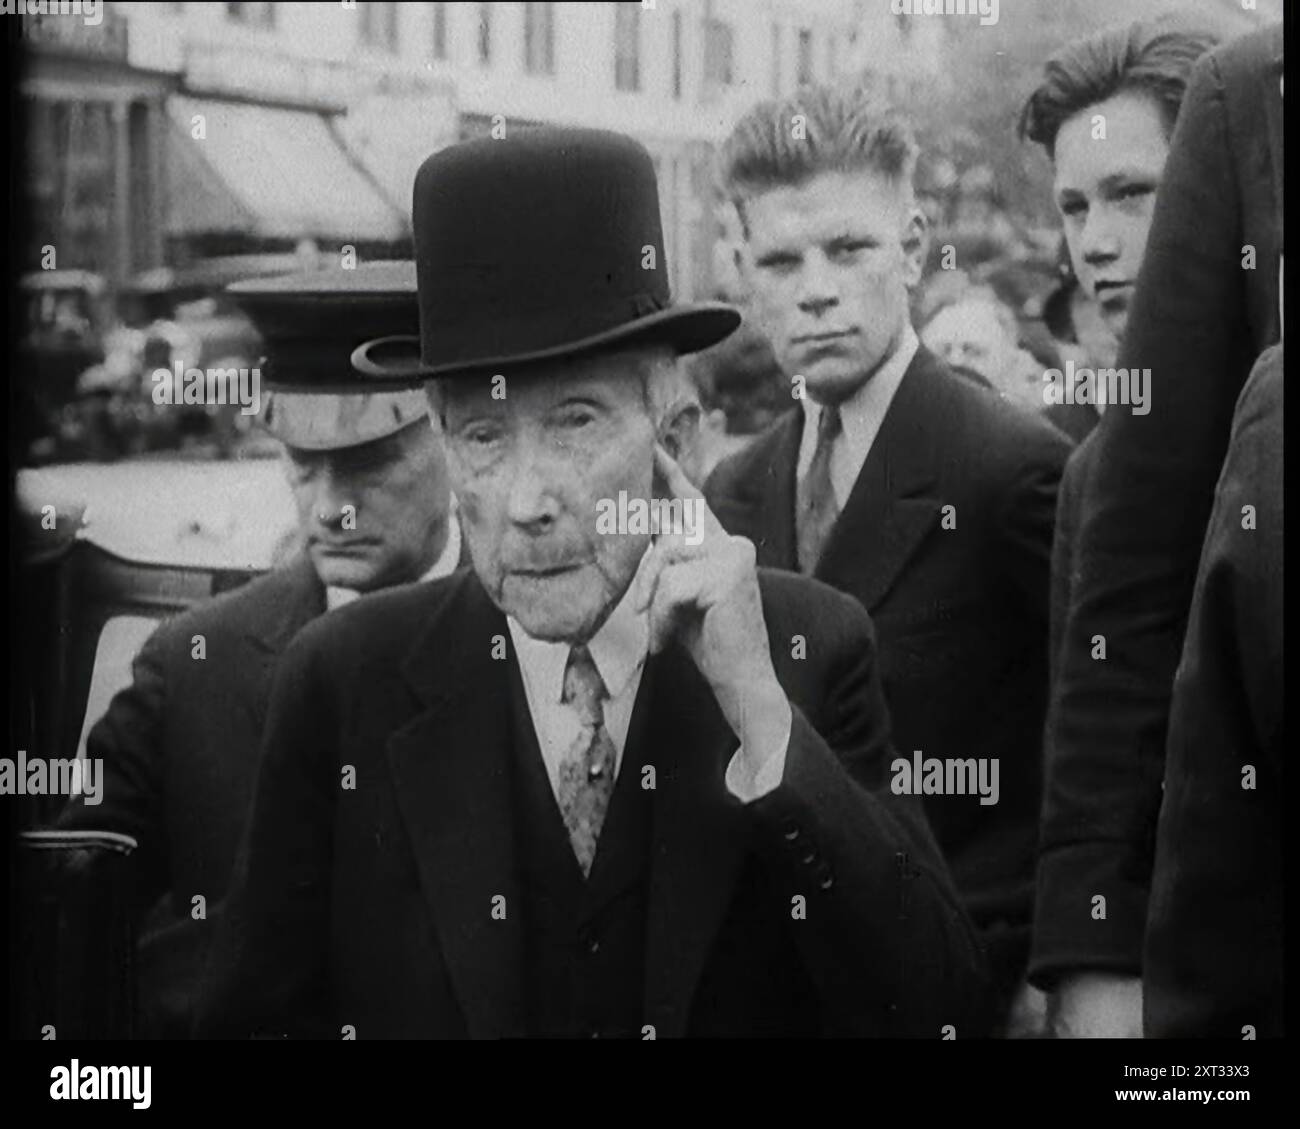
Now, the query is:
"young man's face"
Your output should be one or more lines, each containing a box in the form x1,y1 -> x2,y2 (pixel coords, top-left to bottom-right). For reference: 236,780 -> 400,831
284,419 -> 451,592
1052,90 -> 1171,341
438,350 -> 659,643
738,169 -> 925,405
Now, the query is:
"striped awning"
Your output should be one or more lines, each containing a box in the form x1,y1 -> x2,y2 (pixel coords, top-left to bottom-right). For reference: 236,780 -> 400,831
165,96 -> 408,243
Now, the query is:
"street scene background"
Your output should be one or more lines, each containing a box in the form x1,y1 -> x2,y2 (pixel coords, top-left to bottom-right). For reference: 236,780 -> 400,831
14,0 -> 1278,569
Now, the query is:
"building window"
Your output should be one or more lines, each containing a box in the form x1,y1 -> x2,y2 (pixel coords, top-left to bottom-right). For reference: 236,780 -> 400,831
226,2 -> 274,29
704,17 -> 734,86
23,97 -> 118,278
770,23 -> 781,96
672,10 -> 683,99
524,3 -> 555,75
477,3 -> 492,66
797,28 -> 813,86
359,2 -> 399,54
432,3 -> 448,60
615,4 -> 640,92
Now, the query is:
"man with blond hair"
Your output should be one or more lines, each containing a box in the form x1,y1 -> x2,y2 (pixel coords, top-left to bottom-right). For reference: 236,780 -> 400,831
706,84 -> 1070,1034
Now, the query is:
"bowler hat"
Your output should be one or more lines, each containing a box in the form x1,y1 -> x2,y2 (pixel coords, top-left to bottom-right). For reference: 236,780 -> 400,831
228,261 -> 430,451
351,128 -> 740,381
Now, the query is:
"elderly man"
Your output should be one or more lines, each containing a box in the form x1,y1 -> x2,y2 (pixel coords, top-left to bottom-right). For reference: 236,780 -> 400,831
55,262 -> 462,1038
196,128 -> 986,1040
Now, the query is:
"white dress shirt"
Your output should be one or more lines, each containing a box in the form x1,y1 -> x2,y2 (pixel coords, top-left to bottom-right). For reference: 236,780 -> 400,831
507,554 -> 791,806
795,324 -> 920,509
325,509 -> 463,611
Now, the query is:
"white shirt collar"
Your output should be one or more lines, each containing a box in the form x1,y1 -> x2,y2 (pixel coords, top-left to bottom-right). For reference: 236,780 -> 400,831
797,323 -> 919,508
325,501 -> 462,611
423,510 -> 462,581
505,553 -> 650,706
501,549 -> 783,805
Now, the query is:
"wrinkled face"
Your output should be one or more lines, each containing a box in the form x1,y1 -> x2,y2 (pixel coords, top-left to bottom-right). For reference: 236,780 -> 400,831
285,418 -> 451,592
739,170 -> 926,405
438,351 -> 658,643
1052,91 -> 1171,340
921,299 -> 1014,387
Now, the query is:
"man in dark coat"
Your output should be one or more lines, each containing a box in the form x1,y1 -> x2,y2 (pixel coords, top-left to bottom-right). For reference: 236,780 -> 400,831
1144,344 -> 1283,1039
195,128 -> 988,1040
55,263 -> 463,1038
703,84 -> 1068,1030
1029,23 -> 1282,1036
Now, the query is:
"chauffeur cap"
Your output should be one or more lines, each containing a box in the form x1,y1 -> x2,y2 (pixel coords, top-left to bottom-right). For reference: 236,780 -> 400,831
227,261 -> 430,451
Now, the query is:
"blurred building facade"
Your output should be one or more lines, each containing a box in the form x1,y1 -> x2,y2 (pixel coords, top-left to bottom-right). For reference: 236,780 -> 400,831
22,0 -> 1273,297
18,4 -> 173,286
23,0 -> 906,299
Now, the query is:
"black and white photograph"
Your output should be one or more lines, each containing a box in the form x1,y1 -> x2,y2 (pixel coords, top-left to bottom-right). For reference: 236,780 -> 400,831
3,0 -> 1285,1110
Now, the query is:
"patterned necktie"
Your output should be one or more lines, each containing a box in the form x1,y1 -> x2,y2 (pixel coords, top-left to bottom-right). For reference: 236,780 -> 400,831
796,403 -> 842,574
556,645 -> 618,878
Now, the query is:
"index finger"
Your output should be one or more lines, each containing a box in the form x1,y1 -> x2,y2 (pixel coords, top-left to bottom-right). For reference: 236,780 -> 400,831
653,441 -> 725,541
653,442 -> 704,502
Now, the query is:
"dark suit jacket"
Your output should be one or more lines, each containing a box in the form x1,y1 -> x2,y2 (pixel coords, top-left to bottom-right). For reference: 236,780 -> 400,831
1144,345 -> 1283,1038
56,556 -> 326,1037
1033,24 -> 1284,986
706,346 -> 1069,1002
1047,431 -> 1099,691
195,568 -> 989,1039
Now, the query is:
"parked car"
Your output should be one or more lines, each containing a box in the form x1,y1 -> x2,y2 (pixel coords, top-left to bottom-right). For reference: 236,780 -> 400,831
11,470 -> 286,1039
18,270 -> 112,449
28,254 -> 322,463
14,458 -> 294,771
112,254 -> 328,456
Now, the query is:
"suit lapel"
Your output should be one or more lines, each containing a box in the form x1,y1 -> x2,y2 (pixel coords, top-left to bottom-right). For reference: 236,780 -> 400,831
761,413 -> 801,571
245,555 -> 326,723
710,412 -> 801,571
643,644 -> 749,1038
815,350 -> 942,611
387,574 -> 525,1038
246,555 -> 326,656
382,574 -> 754,1037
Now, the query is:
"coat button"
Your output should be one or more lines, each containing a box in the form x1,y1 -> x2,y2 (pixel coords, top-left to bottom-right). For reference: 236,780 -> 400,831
588,938 -> 601,955
780,819 -> 800,842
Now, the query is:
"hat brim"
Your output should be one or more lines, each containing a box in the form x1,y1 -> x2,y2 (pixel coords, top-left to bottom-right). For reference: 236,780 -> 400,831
264,388 -> 431,451
350,302 -> 741,385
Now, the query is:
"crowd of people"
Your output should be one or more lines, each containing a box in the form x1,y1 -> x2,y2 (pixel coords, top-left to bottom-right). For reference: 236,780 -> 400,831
44,14 -> 1282,1040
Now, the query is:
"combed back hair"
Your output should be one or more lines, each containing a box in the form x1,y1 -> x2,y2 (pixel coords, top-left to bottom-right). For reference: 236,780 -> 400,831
1018,18 -> 1219,159
721,84 -> 919,226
